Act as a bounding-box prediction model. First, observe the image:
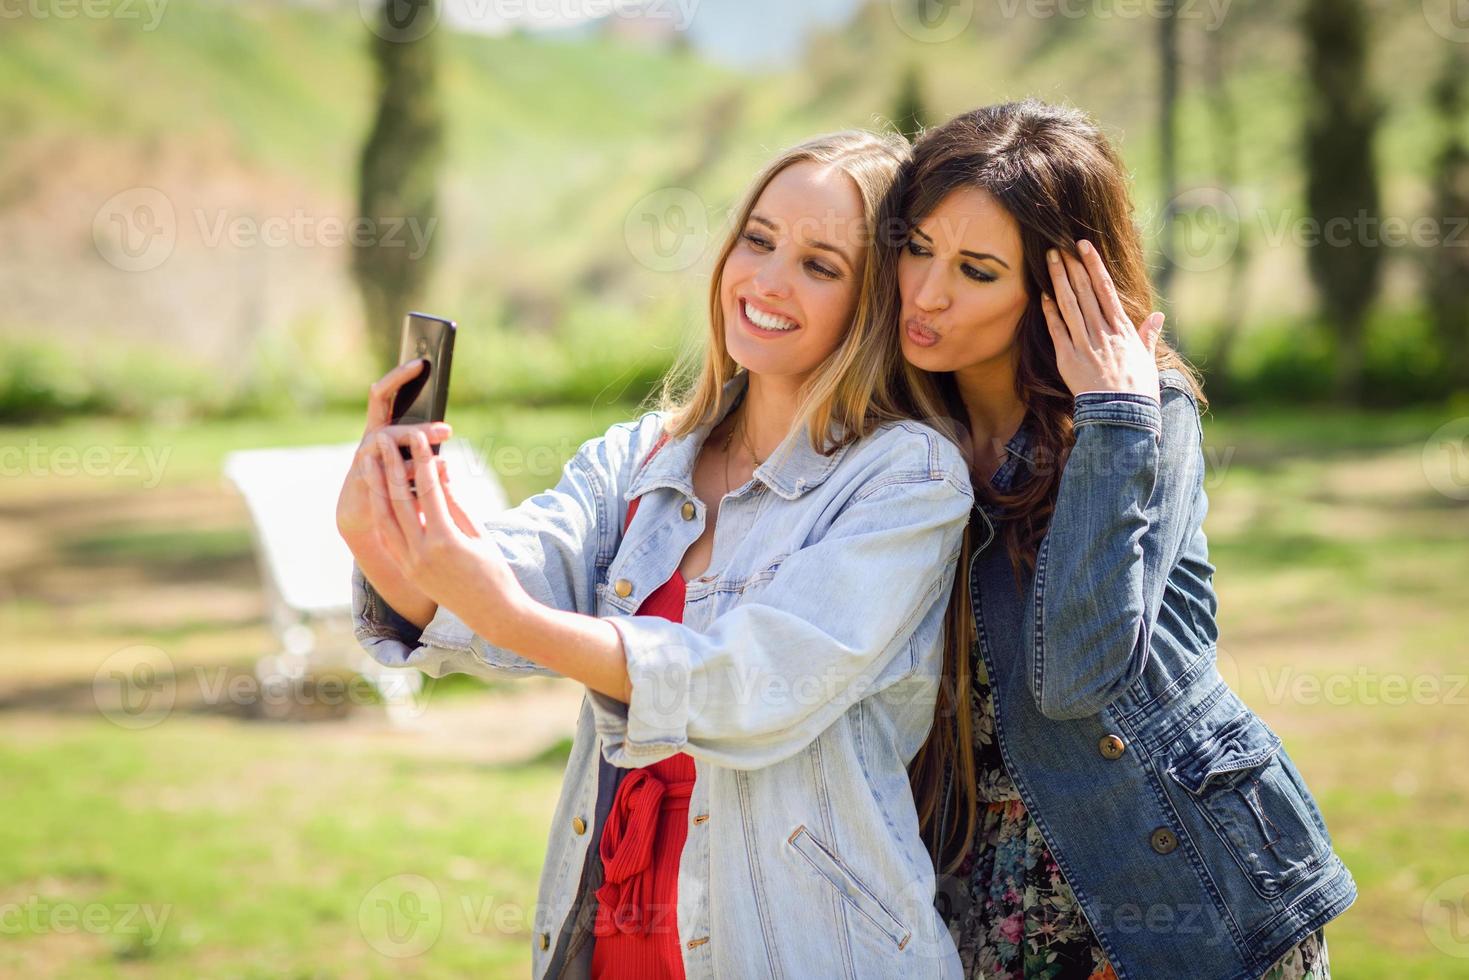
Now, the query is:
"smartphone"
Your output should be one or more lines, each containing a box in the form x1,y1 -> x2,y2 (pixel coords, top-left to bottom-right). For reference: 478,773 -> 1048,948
390,312 -> 457,460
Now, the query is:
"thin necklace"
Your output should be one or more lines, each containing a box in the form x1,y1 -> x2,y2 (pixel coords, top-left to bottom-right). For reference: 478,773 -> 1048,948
738,407 -> 766,468
720,405 -> 764,497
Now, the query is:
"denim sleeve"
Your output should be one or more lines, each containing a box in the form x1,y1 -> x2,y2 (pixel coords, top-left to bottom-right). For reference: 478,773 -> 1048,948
585,445 -> 972,771
350,417 -> 649,680
1025,380 -> 1205,719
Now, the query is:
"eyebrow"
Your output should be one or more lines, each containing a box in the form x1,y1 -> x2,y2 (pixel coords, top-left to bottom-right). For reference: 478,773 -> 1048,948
911,226 -> 1012,270
750,213 -> 857,269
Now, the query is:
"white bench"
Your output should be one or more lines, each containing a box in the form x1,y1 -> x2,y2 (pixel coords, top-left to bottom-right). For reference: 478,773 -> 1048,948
223,439 -> 508,724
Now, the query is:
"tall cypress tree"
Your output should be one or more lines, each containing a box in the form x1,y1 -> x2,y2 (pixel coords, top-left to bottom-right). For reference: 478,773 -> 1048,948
1155,0 -> 1180,309
1301,0 -> 1383,403
1429,43 -> 1469,391
353,0 -> 445,370
893,64 -> 928,143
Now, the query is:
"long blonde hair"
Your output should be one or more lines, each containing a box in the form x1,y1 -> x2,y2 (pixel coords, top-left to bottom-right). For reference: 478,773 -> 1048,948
654,129 -> 920,448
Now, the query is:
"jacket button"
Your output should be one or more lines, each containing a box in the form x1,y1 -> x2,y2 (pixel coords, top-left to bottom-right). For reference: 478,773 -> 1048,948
1149,827 -> 1179,854
539,932 -> 550,950
681,501 -> 696,520
613,578 -> 633,598
1098,734 -> 1126,760
572,816 -> 587,834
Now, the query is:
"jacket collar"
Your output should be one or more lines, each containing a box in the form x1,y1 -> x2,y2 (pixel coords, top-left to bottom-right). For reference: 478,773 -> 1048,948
975,415 -> 1037,520
625,370 -> 854,503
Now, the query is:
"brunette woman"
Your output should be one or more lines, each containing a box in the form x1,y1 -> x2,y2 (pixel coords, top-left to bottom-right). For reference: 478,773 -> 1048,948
896,101 -> 1356,980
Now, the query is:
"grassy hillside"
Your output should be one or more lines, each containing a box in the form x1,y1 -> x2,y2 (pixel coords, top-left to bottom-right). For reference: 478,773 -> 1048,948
0,0 -> 1459,420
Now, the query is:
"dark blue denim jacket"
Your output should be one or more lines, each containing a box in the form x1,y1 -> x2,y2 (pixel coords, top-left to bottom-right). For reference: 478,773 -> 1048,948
957,368 -> 1356,980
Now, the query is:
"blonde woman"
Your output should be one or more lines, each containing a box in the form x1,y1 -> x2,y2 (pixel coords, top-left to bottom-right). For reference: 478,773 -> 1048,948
337,131 -> 972,979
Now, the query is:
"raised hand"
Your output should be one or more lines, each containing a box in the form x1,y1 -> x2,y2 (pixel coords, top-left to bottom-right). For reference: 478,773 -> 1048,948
336,358 -> 453,542
1039,239 -> 1164,400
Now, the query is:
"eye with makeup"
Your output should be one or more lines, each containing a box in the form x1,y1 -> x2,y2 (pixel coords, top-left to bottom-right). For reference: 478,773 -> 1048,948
742,230 -> 772,251
743,228 -> 842,280
904,236 -> 998,283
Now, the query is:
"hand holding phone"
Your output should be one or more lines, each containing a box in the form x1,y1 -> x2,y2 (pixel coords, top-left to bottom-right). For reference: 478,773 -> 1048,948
390,312 -> 457,459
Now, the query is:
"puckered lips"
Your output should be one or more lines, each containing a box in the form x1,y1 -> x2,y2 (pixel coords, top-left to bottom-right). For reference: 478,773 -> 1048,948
904,315 -> 940,348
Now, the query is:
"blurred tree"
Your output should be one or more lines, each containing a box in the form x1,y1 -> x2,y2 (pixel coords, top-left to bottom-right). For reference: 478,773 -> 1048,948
893,63 -> 928,143
1198,0 -> 1252,394
1154,0 -> 1180,311
1301,0 -> 1382,403
1428,43 -> 1469,391
353,0 -> 445,371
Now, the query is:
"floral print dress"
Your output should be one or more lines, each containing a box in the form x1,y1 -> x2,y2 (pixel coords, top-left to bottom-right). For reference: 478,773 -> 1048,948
950,646 -> 1330,980
950,423 -> 1330,980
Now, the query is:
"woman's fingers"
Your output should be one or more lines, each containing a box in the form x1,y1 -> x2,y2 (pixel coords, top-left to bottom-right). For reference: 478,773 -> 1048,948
363,450 -> 410,566
376,433 -> 423,541
408,431 -> 454,535
1060,248 -> 1106,344
1046,248 -> 1087,349
375,422 -> 452,448
1140,311 -> 1166,356
436,458 -> 482,538
365,358 -> 429,430
1077,240 -> 1130,334
1040,292 -> 1072,353
353,423 -> 450,480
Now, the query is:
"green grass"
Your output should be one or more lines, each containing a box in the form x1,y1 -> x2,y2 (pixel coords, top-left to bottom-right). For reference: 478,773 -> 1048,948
1,402 -> 1466,976
0,720 -> 563,978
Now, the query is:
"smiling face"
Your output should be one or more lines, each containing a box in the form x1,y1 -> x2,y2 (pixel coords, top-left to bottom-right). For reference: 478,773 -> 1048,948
897,186 -> 1030,376
720,160 -> 867,384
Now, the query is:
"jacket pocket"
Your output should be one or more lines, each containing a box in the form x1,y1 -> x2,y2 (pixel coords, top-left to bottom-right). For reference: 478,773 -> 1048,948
786,824 -> 912,950
1165,712 -> 1332,900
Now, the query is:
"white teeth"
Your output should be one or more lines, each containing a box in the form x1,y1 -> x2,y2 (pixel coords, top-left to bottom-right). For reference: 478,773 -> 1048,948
743,300 -> 798,332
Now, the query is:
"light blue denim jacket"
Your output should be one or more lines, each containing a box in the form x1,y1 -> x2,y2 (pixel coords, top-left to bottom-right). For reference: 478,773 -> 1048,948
353,370 -> 973,979
954,368 -> 1356,980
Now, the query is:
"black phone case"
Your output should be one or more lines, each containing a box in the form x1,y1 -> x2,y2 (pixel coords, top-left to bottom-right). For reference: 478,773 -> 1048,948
390,312 -> 456,460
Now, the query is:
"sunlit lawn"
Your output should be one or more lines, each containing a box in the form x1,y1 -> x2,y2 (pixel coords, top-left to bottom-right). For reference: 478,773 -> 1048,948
2,400 -> 1467,977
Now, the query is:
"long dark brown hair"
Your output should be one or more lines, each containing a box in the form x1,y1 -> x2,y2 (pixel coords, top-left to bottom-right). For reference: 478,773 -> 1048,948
892,100 -> 1206,874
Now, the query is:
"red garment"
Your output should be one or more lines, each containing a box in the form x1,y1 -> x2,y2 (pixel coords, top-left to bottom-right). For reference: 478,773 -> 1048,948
591,488 -> 697,980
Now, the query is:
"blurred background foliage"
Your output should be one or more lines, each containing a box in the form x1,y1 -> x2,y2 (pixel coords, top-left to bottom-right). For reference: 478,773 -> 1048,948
4,3 -> 1469,978
2,0 -> 1466,423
